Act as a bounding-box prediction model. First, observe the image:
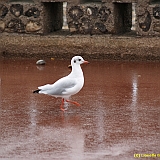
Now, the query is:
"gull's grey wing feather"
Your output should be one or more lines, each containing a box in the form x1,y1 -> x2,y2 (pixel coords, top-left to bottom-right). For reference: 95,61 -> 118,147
38,77 -> 76,96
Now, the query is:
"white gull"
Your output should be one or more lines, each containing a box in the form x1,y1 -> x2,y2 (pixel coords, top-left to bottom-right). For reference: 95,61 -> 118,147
33,56 -> 89,111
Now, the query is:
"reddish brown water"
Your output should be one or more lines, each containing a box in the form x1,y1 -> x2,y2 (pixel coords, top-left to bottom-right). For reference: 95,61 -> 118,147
0,59 -> 160,160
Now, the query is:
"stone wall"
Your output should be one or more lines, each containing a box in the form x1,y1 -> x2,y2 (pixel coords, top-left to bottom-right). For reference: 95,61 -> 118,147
67,0 -> 160,36
0,0 -> 63,34
0,0 -> 160,36
0,2 -> 43,33
136,0 -> 160,36
67,2 -> 132,34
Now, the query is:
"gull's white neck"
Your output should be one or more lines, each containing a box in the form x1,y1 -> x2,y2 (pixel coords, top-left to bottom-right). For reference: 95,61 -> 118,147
70,64 -> 83,78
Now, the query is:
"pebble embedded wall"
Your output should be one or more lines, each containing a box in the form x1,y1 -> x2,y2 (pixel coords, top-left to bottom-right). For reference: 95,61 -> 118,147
0,0 -> 160,36
136,1 -> 160,36
67,0 -> 160,36
67,2 -> 132,34
0,1 -> 63,34
67,3 -> 114,34
0,2 -> 43,33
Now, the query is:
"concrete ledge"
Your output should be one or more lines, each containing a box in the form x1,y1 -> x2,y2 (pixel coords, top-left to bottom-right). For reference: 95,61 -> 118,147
0,33 -> 160,61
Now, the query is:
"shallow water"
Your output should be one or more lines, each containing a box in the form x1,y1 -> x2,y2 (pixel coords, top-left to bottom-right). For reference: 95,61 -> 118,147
0,59 -> 160,160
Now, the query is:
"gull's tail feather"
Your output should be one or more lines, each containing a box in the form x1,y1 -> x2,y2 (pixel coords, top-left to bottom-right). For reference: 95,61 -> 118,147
33,89 -> 41,93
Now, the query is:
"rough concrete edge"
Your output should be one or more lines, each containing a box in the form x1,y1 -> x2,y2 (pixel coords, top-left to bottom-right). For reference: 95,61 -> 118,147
0,33 -> 160,61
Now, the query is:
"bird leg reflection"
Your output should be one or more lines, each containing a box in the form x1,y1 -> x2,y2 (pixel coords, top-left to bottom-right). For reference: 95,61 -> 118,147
60,98 -> 66,112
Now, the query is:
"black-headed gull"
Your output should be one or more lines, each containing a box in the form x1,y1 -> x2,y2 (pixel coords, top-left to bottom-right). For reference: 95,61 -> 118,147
33,56 -> 89,111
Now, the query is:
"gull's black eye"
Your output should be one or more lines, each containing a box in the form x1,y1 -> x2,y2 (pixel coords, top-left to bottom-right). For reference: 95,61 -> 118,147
74,60 -> 76,63
79,59 -> 81,61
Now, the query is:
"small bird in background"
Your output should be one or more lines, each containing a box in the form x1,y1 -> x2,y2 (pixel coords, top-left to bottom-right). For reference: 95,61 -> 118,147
33,56 -> 89,111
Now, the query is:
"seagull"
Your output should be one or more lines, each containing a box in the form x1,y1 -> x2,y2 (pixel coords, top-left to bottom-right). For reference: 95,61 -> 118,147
33,56 -> 89,111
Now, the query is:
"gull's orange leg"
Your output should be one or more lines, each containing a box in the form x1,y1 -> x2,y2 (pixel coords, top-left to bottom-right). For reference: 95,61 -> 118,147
60,98 -> 65,112
65,99 -> 81,107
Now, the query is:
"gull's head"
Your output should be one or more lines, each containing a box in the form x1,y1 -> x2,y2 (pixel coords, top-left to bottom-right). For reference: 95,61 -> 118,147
71,56 -> 89,66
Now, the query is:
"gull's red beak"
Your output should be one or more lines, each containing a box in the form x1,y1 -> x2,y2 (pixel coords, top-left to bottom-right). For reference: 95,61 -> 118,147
83,60 -> 89,64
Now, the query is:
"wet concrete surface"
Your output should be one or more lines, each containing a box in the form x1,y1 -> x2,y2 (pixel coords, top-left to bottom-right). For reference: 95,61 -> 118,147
0,58 -> 160,160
